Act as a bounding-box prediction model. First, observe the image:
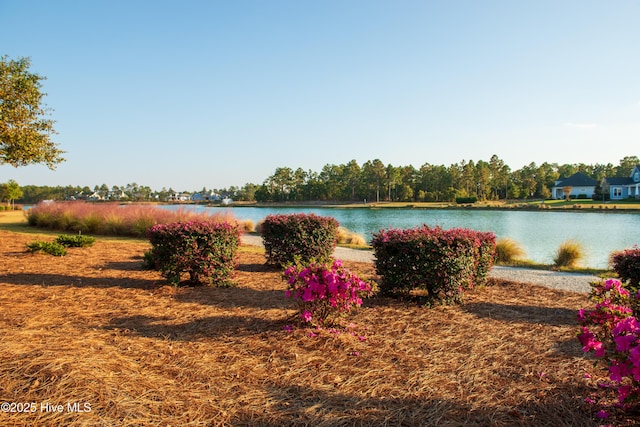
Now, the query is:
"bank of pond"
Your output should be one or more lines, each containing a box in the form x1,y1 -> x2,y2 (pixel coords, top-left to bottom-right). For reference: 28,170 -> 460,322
21,201 -> 640,269
192,205 -> 639,270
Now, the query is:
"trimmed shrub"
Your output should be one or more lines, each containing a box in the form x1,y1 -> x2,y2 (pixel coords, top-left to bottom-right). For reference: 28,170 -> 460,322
455,196 -> 478,204
371,225 -> 496,305
611,246 -> 640,290
55,234 -> 96,248
261,213 -> 339,267
476,232 -> 497,286
495,237 -> 526,263
145,221 -> 240,286
26,241 -> 67,256
553,240 -> 583,268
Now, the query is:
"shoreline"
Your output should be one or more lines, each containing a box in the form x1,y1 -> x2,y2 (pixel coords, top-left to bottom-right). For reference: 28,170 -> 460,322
241,235 -> 599,294
194,200 -> 640,213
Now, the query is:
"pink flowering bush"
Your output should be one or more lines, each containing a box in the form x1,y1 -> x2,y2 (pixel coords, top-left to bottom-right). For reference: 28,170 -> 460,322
145,221 -> 240,286
283,259 -> 375,327
578,278 -> 640,406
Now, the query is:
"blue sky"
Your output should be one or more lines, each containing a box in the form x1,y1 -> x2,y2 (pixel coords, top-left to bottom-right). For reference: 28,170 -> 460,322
1,1 -> 638,191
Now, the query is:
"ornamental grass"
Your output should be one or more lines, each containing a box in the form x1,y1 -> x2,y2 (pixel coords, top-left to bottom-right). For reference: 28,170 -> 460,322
554,240 -> 585,268
0,227 -> 628,426
495,237 -> 527,264
336,227 -> 368,247
26,201 -> 237,237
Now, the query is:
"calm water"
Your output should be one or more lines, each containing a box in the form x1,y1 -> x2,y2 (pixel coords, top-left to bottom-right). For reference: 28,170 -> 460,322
167,205 -> 640,269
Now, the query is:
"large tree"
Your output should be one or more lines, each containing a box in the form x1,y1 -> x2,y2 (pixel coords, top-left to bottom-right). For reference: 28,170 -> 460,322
0,56 -> 64,168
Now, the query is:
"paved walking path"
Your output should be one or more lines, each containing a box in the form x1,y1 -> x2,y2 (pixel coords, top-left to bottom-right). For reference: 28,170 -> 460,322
241,235 -> 600,294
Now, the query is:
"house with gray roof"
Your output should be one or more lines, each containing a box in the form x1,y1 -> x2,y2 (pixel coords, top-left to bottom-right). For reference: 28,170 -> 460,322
551,166 -> 640,200
551,172 -> 598,199
603,165 -> 640,200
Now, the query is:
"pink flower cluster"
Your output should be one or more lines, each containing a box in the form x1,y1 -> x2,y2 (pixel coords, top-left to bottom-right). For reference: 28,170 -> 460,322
578,278 -> 640,406
283,259 -> 374,326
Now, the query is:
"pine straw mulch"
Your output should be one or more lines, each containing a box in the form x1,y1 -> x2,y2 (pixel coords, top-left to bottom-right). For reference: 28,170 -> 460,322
0,229 -> 631,426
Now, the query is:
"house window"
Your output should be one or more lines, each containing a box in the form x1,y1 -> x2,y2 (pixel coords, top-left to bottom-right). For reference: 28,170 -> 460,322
613,187 -> 623,198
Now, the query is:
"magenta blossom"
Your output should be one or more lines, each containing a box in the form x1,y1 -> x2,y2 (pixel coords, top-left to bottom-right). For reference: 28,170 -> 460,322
283,259 -> 374,327
301,310 -> 313,323
579,278 -> 640,409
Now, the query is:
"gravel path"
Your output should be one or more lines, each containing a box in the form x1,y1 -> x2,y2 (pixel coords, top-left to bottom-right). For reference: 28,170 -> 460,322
241,235 -> 599,294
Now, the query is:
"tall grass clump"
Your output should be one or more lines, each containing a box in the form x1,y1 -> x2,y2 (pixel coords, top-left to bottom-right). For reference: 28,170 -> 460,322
495,237 -> 526,264
239,219 -> 256,233
336,226 -> 368,247
553,239 -> 584,268
80,212 -> 103,234
26,201 -> 240,237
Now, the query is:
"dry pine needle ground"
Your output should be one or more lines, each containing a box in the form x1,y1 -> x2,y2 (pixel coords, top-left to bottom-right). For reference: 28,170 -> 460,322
0,227 -> 623,426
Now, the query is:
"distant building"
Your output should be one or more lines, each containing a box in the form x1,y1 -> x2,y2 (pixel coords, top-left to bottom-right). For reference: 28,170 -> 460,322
190,191 -> 220,202
551,165 -> 640,200
167,192 -> 191,202
603,165 -> 640,200
551,172 -> 598,199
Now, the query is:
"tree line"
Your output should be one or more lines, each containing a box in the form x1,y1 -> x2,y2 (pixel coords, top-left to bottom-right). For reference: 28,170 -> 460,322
4,155 -> 638,205
251,155 -> 640,203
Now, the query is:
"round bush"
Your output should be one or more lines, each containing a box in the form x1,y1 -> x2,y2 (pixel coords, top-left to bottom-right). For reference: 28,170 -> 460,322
261,213 -> 338,267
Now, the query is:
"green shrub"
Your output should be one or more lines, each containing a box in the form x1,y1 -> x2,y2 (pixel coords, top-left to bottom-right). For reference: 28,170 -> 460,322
261,213 -> 339,267
145,221 -> 240,286
495,237 -> 526,263
55,234 -> 96,248
371,225 -> 496,305
611,246 -> 640,291
476,233 -> 498,286
26,241 -> 67,256
455,196 -> 478,204
553,240 -> 583,268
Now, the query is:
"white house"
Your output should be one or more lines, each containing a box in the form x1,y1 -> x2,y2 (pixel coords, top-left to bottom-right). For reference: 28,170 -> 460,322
167,192 -> 191,202
551,172 -> 598,200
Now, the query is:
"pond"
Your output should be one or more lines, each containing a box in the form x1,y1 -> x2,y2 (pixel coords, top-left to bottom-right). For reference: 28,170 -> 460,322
164,205 -> 640,269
